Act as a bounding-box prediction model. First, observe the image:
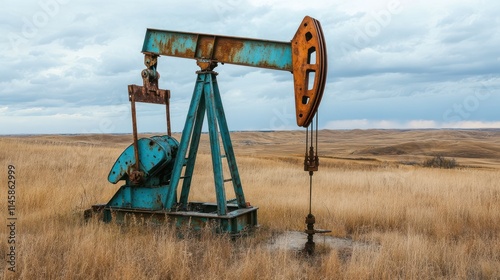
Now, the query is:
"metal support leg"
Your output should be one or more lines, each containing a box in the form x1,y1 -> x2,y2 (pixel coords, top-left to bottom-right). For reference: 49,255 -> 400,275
204,73 -> 227,215
165,75 -> 205,209
210,74 -> 247,208
179,93 -> 206,207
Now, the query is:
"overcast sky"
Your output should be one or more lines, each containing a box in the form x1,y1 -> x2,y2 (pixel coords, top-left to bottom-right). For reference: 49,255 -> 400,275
1,0 -> 499,134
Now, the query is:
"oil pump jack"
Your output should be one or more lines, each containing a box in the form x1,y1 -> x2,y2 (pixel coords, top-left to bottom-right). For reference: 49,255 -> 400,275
85,16 -> 328,254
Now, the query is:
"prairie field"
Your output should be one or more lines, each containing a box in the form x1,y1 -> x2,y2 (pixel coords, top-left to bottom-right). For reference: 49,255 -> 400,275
1,129 -> 499,279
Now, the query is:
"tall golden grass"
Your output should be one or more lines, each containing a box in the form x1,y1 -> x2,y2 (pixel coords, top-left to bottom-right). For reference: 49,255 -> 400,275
0,131 -> 499,279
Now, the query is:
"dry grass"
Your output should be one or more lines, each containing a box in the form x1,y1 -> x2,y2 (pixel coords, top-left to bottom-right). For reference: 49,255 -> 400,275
1,130 -> 499,279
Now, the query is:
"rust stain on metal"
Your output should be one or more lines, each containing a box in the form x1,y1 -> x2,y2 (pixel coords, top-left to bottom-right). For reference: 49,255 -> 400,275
196,35 -> 215,58
155,37 -> 196,59
213,37 -> 245,63
291,16 -> 328,127
129,85 -> 169,105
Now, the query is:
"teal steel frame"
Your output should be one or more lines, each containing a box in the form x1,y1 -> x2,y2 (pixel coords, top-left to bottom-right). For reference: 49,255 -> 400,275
165,71 -> 248,215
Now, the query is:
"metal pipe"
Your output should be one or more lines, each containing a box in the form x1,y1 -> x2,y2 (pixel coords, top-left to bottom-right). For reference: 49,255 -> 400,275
166,91 -> 171,136
130,93 -> 140,171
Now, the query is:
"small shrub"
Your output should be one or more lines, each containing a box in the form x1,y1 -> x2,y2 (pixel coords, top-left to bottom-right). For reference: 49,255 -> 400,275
423,155 -> 458,169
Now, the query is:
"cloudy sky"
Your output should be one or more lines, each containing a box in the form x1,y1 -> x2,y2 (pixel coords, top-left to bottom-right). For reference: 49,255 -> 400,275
1,0 -> 499,134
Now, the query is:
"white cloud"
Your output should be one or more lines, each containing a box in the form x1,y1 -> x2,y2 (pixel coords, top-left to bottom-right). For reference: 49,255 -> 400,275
324,119 -> 500,130
447,121 -> 500,129
407,120 -> 438,129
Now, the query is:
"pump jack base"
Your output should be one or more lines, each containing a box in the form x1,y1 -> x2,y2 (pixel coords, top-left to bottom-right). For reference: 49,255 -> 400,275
84,202 -> 258,236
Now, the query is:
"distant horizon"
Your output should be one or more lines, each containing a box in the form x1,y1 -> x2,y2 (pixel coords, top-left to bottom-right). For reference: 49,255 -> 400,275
2,127 -> 500,137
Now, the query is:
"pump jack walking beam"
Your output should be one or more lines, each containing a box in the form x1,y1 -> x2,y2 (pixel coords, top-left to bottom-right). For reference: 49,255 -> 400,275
141,16 -> 327,127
